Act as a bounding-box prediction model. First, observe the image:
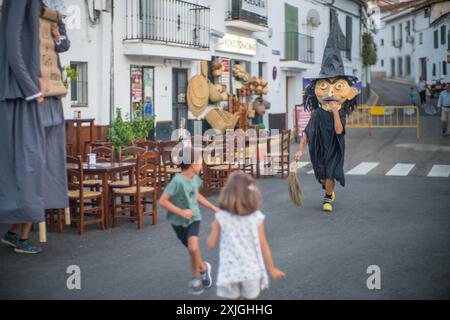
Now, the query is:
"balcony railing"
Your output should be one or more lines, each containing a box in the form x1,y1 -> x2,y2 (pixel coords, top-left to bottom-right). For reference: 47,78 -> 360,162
226,0 -> 268,28
281,32 -> 314,64
125,0 -> 210,49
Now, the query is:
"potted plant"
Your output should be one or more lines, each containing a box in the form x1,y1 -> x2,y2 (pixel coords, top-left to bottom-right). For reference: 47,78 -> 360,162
109,104 -> 155,152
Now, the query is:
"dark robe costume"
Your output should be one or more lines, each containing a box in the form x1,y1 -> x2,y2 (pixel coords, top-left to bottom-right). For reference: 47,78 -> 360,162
0,0 -> 69,224
303,11 -> 359,188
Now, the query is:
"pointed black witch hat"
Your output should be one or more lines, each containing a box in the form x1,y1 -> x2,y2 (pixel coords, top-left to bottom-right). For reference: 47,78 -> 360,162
318,10 -> 349,79
304,11 -> 358,85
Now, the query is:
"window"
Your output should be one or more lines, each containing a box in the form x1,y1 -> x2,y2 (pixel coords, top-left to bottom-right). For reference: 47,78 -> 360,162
398,57 -> 403,77
381,59 -> 384,67
441,25 -> 447,45
406,55 -> 411,75
381,39 -> 384,46
448,30 -> 450,50
434,30 -> 439,48
391,58 -> 396,77
399,23 -> 403,46
432,63 -> 436,76
391,26 -> 395,46
70,62 -> 88,107
443,61 -> 447,76
406,21 -> 411,36
419,32 -> 423,45
345,16 -> 352,60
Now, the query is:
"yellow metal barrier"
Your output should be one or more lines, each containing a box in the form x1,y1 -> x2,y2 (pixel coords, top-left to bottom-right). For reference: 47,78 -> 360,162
347,105 -> 420,139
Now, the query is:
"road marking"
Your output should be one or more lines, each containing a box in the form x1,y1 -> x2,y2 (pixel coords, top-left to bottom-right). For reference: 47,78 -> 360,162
307,169 -> 315,175
346,162 -> 379,175
427,165 -> 450,177
385,163 -> 415,176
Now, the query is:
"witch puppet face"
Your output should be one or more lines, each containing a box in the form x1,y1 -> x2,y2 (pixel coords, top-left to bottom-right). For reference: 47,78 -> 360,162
314,77 -> 359,112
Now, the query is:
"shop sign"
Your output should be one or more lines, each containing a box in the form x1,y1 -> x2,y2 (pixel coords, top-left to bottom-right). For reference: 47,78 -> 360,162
242,0 -> 267,18
217,34 -> 257,56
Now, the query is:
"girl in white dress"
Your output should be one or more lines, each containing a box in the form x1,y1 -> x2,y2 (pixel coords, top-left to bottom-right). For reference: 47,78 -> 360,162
207,171 -> 285,299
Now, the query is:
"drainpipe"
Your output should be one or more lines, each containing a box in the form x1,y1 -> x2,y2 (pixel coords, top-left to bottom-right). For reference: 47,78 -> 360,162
109,0 -> 115,125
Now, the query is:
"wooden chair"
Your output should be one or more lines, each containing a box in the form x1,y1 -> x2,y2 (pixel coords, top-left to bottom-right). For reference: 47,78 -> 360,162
111,151 -> 158,229
134,139 -> 159,152
203,135 -> 239,193
159,141 -> 182,188
67,155 -> 105,235
267,129 -> 291,178
45,209 -> 64,233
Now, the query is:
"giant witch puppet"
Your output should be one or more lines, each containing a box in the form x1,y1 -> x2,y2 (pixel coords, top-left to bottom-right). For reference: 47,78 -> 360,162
296,11 -> 360,213
0,0 -> 69,247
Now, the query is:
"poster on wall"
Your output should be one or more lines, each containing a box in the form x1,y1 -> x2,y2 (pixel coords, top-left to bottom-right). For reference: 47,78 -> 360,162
220,57 -> 230,92
295,105 -> 311,137
131,67 -> 143,103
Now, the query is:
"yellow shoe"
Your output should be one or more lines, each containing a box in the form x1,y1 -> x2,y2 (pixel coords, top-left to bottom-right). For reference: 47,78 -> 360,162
331,192 -> 335,202
323,202 -> 333,212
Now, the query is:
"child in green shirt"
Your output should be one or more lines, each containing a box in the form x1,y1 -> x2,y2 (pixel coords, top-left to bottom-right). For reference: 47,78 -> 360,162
159,147 -> 219,295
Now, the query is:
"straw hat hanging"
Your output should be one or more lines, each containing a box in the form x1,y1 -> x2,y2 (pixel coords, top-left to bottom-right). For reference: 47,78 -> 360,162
187,75 -> 209,117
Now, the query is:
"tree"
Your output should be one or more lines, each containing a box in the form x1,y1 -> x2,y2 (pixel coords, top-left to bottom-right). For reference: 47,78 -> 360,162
362,32 -> 377,67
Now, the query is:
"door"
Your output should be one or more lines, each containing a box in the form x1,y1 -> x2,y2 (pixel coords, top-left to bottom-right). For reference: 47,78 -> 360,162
285,4 -> 298,60
420,58 -> 427,80
391,58 -> 396,78
172,69 -> 188,129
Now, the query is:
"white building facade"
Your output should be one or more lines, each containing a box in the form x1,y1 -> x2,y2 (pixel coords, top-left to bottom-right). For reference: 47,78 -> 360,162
58,0 -> 367,133
372,0 -> 450,85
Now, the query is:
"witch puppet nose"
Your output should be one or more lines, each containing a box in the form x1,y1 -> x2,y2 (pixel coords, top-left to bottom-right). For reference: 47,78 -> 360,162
328,87 -> 334,97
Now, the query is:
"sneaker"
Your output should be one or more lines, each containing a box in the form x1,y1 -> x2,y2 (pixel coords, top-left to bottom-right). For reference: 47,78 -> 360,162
323,202 -> 333,213
188,277 -> 204,295
323,195 -> 333,213
1,232 -> 18,248
201,262 -> 212,289
14,240 -> 43,254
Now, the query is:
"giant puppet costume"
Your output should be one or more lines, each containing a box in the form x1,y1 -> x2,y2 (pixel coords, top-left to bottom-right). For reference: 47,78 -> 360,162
299,11 -> 360,213
0,0 -> 69,224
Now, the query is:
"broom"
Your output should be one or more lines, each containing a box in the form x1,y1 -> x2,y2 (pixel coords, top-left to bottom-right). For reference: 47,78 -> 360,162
288,161 -> 304,207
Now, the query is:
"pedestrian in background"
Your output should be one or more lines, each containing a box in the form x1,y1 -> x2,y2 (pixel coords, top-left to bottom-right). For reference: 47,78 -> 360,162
417,76 -> 427,107
207,171 -> 285,300
437,83 -> 450,136
409,86 -> 417,107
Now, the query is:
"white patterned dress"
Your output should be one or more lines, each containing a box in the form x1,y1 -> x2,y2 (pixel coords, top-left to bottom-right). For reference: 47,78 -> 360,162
216,210 -> 269,291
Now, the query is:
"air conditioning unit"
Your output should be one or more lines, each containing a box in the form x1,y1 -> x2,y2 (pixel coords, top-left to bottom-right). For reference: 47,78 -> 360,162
406,35 -> 414,43
393,39 -> 402,48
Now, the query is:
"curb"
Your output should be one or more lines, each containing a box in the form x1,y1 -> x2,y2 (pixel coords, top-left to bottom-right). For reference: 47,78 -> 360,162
381,77 -> 414,86
366,89 -> 379,106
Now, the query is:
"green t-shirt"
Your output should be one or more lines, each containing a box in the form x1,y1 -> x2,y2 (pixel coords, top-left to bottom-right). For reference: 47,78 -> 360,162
163,173 -> 203,227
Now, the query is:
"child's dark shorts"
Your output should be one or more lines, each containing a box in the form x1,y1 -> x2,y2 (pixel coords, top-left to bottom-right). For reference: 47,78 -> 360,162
171,221 -> 201,247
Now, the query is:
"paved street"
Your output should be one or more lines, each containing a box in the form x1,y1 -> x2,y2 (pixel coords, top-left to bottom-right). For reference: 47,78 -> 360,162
1,80 -> 449,300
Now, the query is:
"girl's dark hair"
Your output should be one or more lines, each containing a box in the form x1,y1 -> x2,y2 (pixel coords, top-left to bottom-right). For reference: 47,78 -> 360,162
179,147 -> 202,171
303,77 -> 359,115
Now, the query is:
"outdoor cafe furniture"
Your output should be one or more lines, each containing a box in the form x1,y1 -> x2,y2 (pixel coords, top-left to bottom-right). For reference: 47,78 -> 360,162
111,151 -> 159,229
66,160 -> 135,230
65,118 -> 96,157
67,156 -> 105,235
266,129 -> 291,178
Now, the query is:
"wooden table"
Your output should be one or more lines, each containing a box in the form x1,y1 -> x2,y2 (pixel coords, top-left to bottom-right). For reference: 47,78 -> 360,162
66,119 -> 96,157
66,162 -> 135,228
